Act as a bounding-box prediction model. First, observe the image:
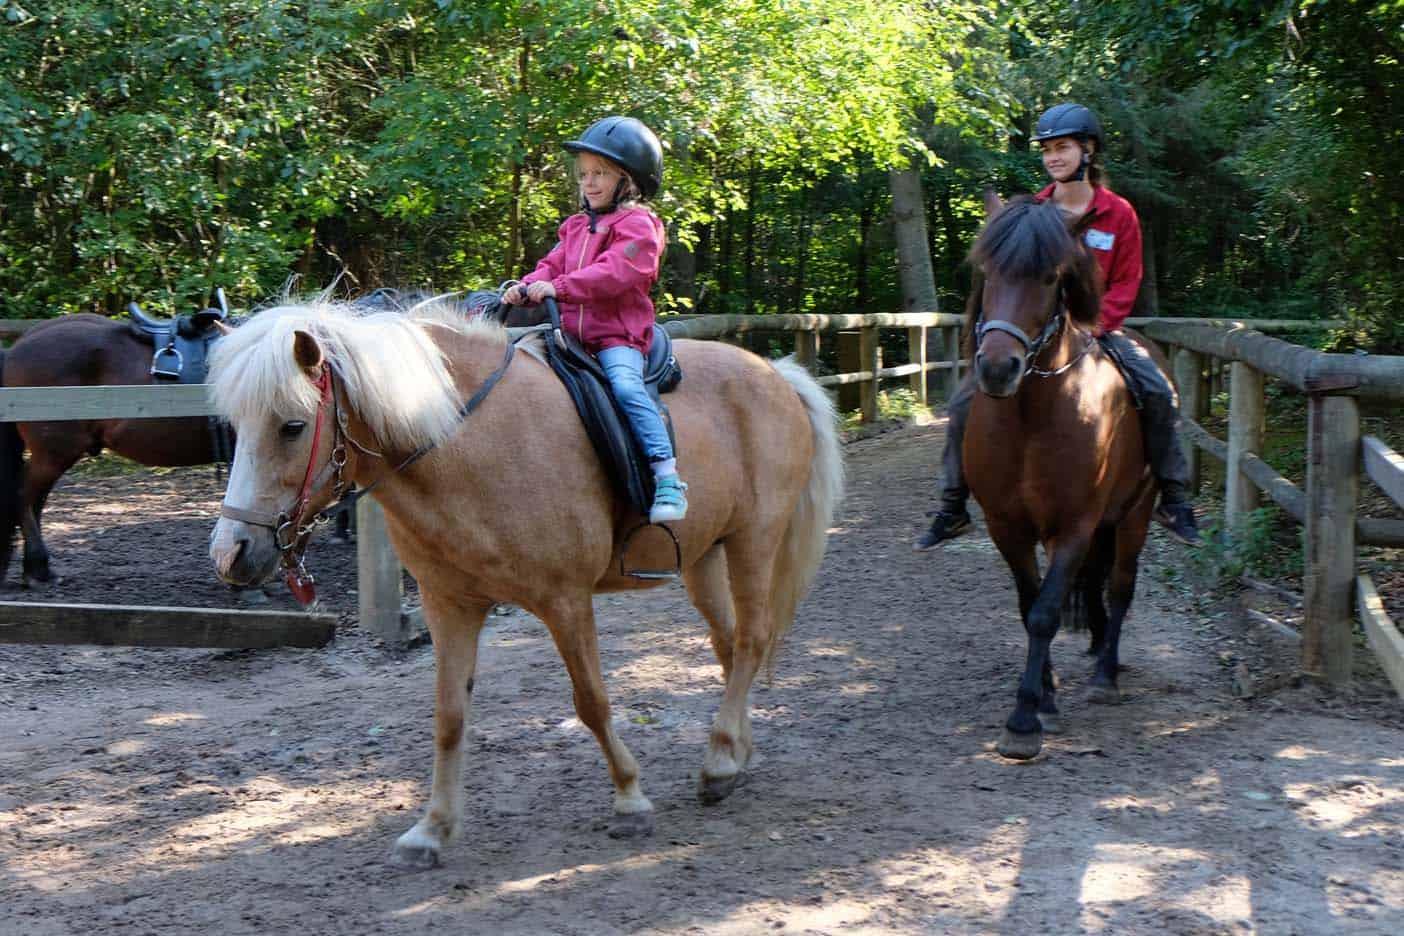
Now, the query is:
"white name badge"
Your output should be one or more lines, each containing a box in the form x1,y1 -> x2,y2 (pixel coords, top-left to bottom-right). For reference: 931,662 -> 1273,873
1085,228 -> 1115,251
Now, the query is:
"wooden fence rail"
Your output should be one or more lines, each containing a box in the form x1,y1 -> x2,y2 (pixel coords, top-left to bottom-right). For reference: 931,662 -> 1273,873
0,313 -> 1365,657
1140,321 -> 1404,691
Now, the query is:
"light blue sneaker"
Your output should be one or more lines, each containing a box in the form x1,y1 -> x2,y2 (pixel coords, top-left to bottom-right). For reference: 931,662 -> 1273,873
649,474 -> 689,524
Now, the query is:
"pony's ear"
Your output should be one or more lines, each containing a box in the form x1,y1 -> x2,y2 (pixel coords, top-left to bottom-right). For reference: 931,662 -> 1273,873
983,188 -> 1004,218
292,329 -> 323,372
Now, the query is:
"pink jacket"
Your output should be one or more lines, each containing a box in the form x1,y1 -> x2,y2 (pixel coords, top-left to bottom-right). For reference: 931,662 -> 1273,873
519,206 -> 667,354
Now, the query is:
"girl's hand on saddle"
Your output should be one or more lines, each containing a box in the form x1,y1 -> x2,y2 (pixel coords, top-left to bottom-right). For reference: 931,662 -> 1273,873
525,281 -> 556,303
502,284 -> 526,305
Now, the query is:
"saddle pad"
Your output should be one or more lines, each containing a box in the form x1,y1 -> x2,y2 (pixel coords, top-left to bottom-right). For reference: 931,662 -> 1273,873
544,324 -> 680,516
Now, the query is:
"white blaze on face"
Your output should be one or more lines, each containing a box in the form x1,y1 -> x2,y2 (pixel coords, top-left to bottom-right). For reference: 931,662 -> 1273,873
209,421 -> 286,582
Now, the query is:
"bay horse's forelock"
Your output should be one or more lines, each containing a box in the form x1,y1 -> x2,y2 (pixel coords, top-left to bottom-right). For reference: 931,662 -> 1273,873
206,301 -> 844,866
963,199 -> 1156,762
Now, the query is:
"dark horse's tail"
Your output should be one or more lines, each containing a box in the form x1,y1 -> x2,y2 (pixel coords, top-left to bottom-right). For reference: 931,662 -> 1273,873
0,349 -> 24,583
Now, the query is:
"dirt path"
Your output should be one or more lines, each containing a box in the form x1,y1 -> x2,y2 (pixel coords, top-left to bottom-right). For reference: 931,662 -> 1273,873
2,421 -> 1402,935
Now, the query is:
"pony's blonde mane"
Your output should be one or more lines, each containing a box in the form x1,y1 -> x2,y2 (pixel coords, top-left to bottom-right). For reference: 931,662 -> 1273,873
208,295 -> 507,452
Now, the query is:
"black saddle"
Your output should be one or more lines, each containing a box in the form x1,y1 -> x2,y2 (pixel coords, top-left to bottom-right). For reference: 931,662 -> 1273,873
128,301 -> 229,383
540,299 -> 681,516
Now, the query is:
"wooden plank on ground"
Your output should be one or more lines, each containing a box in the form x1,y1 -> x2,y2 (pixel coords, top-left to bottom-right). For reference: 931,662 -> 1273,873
0,601 -> 336,649
1362,435 -> 1404,510
0,384 -> 216,422
1357,575 -> 1404,699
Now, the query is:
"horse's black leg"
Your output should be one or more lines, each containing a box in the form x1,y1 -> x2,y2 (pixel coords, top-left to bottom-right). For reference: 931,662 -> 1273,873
1092,547 -> 1140,704
20,446 -> 82,583
999,540 -> 1087,760
1038,657 -> 1061,735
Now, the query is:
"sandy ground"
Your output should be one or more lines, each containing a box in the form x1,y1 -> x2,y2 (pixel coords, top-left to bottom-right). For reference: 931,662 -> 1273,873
2,419 -> 1402,935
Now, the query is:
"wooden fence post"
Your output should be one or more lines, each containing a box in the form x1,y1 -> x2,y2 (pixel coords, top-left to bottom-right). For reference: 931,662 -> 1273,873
860,325 -> 881,423
1173,347 -> 1205,493
357,497 -> 412,645
1226,361 -> 1265,528
837,331 -> 860,413
1302,394 -> 1359,685
907,326 -> 928,407
794,329 -> 819,374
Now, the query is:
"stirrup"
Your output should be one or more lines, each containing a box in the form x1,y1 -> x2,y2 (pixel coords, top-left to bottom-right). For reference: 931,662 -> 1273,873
619,522 -> 682,581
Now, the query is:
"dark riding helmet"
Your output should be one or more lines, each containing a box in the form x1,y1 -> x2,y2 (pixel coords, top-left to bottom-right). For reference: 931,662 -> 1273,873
563,116 -> 664,198
1030,102 -> 1103,148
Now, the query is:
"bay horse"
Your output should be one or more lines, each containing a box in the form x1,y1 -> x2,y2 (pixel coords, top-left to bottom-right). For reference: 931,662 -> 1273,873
0,314 -> 230,584
964,193 -> 1157,761
205,296 -> 844,868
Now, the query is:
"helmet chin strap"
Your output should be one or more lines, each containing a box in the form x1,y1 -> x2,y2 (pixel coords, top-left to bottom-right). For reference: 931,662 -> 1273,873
583,177 -> 632,233
1069,142 -> 1091,183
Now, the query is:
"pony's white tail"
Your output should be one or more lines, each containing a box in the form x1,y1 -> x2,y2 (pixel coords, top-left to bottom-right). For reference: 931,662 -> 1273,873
765,357 -> 846,672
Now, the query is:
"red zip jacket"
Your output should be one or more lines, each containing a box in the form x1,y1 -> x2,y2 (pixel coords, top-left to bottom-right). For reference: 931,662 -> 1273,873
1035,184 -> 1143,333
519,205 -> 667,355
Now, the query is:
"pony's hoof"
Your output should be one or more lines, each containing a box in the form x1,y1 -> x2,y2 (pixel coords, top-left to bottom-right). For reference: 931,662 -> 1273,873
390,842 -> 441,870
698,771 -> 743,805
1038,711 -> 1062,735
1089,683 -> 1122,705
607,810 -> 655,839
997,728 -> 1043,761
232,587 -> 270,606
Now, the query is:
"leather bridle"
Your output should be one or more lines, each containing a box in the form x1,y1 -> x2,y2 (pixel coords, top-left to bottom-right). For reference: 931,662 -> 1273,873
219,363 -> 349,606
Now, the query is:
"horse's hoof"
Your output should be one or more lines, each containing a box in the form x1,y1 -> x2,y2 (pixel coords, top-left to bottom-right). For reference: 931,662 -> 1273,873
997,728 -> 1043,761
607,810 -> 655,839
390,842 -> 441,870
233,587 -> 270,606
1089,683 -> 1122,705
698,771 -> 742,805
1038,711 -> 1062,735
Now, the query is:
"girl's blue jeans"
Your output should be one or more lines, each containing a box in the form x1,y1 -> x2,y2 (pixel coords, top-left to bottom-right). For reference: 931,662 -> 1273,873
596,345 -> 675,464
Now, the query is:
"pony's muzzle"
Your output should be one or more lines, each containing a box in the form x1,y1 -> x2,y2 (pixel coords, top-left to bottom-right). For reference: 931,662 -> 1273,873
210,519 -> 281,586
975,349 -> 1026,398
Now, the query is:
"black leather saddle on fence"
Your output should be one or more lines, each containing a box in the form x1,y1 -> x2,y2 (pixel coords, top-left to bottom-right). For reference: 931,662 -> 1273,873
128,301 -> 229,384
540,299 -> 681,516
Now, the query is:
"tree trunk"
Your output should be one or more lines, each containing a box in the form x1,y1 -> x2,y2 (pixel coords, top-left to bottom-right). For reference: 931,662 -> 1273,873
856,192 -> 874,310
744,162 -> 759,315
506,40 -> 529,277
889,162 -> 939,314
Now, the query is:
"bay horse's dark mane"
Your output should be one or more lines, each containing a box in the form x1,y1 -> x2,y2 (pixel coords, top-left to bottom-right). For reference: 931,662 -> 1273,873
963,195 -> 1104,351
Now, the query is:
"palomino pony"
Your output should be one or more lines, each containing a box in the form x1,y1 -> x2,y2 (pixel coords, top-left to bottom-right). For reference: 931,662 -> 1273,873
206,296 -> 844,868
0,314 -> 231,584
964,194 -> 1157,761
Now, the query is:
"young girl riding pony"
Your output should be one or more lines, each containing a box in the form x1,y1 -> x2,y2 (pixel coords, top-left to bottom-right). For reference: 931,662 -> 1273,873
503,116 -> 687,524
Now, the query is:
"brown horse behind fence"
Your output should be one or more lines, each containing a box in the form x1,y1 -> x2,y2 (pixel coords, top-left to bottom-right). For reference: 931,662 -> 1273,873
964,193 -> 1158,760
0,314 -> 228,585
206,296 -> 845,868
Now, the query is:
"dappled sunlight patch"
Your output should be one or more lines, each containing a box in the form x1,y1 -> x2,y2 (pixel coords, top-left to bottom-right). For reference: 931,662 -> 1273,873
106,739 -> 148,757
1078,843 -> 1249,932
838,681 -> 880,696
390,844 -> 704,918
1283,778 -> 1401,834
143,712 -> 208,728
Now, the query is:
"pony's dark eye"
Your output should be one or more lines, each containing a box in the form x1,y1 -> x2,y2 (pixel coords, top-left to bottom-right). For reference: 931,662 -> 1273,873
280,420 -> 306,440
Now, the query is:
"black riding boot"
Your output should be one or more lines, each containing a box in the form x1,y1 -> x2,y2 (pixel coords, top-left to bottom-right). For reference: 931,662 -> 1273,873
915,376 -> 975,550
1102,333 -> 1201,546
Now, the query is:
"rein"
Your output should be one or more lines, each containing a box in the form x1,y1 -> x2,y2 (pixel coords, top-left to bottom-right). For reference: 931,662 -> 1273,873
219,331 -> 524,605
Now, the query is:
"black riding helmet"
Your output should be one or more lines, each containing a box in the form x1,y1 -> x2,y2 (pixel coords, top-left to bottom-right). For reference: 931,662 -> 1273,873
563,116 -> 664,198
1031,102 -> 1103,148
1031,103 -> 1103,183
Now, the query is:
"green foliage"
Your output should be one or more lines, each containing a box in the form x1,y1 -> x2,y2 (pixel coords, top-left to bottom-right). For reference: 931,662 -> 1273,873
1193,505 -> 1304,588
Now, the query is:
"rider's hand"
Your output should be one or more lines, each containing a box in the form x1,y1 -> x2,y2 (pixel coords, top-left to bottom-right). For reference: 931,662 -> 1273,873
502,284 -> 525,305
525,281 -> 556,303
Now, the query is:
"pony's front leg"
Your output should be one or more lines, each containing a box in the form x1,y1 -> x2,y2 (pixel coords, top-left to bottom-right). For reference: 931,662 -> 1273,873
392,593 -> 490,869
540,594 -> 654,839
998,537 -> 1087,760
